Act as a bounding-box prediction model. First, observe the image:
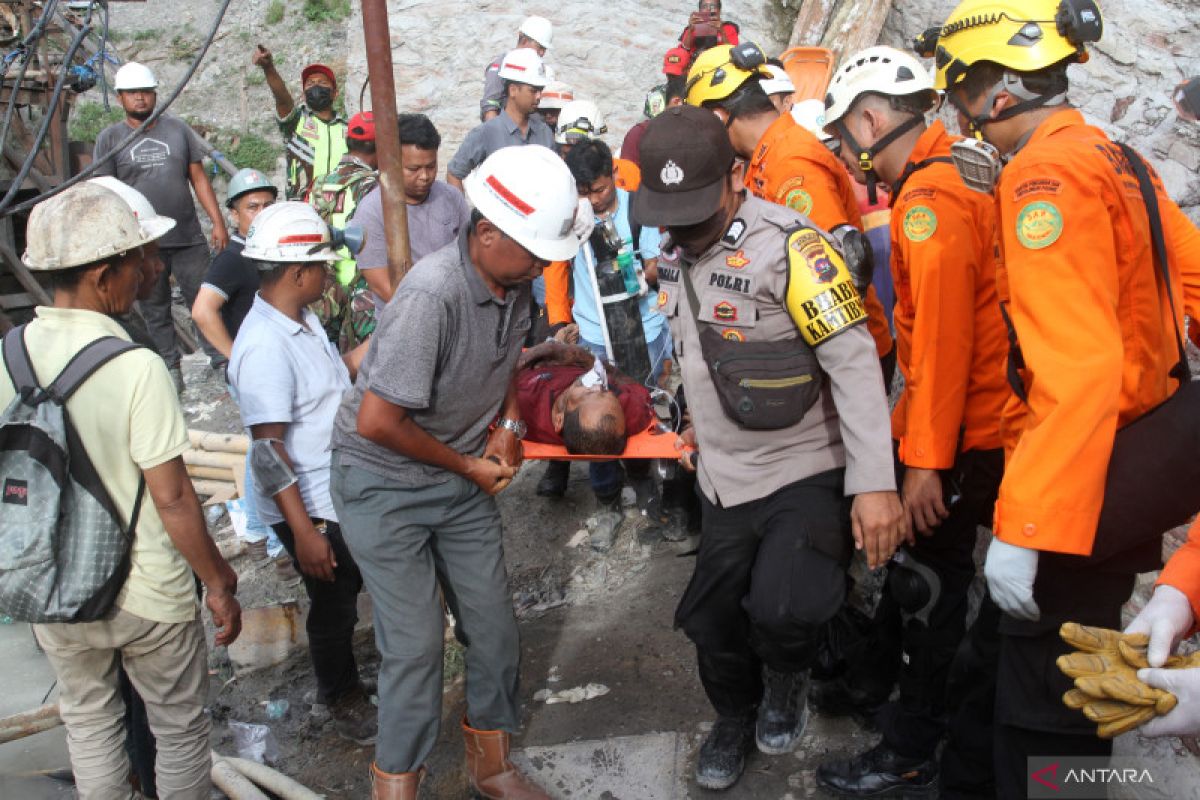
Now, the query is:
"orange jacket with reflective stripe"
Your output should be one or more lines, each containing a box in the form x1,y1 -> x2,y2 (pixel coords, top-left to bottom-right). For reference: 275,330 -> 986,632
994,109 -> 1189,556
889,122 -> 1008,469
744,112 -> 894,358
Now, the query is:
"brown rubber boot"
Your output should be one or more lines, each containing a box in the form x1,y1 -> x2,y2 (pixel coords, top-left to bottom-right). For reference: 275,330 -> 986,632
370,762 -> 424,800
461,717 -> 550,799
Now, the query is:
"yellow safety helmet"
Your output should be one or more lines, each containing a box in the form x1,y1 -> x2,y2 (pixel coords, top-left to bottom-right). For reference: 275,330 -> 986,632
932,0 -> 1102,90
685,42 -> 773,107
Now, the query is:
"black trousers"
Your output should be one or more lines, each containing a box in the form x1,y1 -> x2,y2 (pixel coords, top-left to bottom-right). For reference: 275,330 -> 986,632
875,448 -> 1004,758
674,469 -> 853,718
991,551 -> 1147,798
939,592 -> 1001,799
272,519 -> 364,703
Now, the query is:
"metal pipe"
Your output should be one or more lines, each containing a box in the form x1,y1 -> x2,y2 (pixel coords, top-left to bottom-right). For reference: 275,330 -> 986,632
361,0 -> 412,289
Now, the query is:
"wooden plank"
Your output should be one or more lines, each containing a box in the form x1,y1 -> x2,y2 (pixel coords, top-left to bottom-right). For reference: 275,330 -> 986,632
0,240 -> 51,306
789,0 -> 838,47
788,0 -> 896,60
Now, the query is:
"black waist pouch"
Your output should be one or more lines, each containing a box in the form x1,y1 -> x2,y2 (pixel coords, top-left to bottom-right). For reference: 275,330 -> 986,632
682,261 -> 823,430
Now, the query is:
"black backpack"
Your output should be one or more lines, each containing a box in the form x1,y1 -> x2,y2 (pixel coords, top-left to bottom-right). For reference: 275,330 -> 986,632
0,326 -> 146,622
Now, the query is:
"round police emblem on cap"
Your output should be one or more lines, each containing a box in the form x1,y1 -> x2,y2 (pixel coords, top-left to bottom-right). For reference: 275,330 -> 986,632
661,160 -> 684,186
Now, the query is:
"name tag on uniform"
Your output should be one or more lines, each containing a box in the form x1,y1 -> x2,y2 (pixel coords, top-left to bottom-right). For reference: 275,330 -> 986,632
706,268 -> 755,296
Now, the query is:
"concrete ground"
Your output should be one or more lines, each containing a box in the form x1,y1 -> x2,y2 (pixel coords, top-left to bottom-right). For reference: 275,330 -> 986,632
0,622 -> 72,799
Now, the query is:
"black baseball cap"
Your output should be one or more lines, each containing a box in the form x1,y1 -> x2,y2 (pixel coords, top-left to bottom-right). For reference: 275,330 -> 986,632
631,104 -> 736,227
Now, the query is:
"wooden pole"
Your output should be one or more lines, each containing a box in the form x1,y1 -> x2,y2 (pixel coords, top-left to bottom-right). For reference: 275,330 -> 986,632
788,0 -> 895,59
0,703 -> 62,745
361,0 -> 413,290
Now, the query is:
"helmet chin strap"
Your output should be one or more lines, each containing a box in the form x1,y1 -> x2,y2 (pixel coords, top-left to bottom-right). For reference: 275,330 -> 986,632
836,114 -> 924,206
950,70 -> 1069,143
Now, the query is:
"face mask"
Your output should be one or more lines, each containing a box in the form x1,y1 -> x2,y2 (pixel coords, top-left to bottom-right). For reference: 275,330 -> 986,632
579,357 -> 608,390
950,138 -> 1004,193
305,85 -> 334,112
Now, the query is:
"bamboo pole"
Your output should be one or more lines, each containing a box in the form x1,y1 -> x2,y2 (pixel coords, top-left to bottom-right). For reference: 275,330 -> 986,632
183,449 -> 246,470
186,464 -> 237,481
188,429 -> 250,454
191,478 -> 236,497
361,0 -> 413,289
0,703 -> 62,745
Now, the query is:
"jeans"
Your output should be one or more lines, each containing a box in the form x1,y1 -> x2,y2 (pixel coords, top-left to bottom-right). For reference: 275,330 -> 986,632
271,519 -> 364,703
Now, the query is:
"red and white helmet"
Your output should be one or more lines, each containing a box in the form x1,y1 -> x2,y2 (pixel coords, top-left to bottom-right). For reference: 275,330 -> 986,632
464,145 -> 579,262
242,201 -> 337,263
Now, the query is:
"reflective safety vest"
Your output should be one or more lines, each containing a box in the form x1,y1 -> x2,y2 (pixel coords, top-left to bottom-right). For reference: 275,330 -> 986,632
310,156 -> 378,286
280,104 -> 348,200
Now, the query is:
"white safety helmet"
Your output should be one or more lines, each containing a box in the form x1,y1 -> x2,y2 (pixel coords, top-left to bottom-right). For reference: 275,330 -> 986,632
823,46 -> 937,127
759,64 -> 796,97
555,99 -> 607,145
113,61 -> 158,91
23,182 -> 156,271
242,201 -> 338,264
497,48 -> 550,88
539,81 -> 575,110
791,98 -> 832,141
464,145 -> 580,262
519,15 -> 554,49
87,176 -> 176,241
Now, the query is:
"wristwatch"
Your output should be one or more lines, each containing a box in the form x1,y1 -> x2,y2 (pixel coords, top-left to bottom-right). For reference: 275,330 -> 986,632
496,417 -> 527,440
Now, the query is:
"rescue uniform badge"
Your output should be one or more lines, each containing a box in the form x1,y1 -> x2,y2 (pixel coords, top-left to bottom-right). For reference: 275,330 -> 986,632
657,290 -> 668,309
902,205 -> 937,242
1016,201 -> 1064,249
726,250 -> 750,269
784,188 -> 814,216
713,301 -> 738,321
721,329 -> 745,342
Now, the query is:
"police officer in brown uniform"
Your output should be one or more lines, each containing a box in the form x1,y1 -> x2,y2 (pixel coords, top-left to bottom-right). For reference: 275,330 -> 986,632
632,105 -> 907,790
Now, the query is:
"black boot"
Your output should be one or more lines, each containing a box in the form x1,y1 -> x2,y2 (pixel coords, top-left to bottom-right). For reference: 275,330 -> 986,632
809,675 -> 889,729
536,460 -> 570,498
756,668 -> 810,755
816,741 -> 938,798
694,714 -> 756,791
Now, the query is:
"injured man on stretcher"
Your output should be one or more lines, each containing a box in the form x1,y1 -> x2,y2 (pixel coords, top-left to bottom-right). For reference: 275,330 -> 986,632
516,340 -> 654,455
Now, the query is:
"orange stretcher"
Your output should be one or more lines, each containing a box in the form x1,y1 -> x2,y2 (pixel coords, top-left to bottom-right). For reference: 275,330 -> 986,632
780,46 -> 836,102
523,425 -> 687,461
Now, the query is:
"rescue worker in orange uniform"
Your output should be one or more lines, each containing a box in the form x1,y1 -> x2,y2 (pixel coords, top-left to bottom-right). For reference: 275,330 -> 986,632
813,46 -> 1009,798
683,43 -> 897,384
934,0 -> 1200,793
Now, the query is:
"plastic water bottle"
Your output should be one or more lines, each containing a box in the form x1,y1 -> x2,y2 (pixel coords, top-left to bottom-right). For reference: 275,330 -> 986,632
617,238 -> 640,295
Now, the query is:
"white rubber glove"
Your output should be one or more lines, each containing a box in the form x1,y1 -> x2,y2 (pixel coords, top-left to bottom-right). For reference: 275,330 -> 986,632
572,197 -> 595,243
1125,584 -> 1196,667
984,537 -> 1041,621
1137,667 -> 1200,737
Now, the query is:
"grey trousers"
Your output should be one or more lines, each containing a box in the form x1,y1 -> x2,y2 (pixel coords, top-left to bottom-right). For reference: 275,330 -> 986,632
330,457 -> 521,773
138,243 -> 212,368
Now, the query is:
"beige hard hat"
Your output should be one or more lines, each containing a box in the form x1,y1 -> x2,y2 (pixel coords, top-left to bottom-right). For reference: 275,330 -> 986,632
23,183 -> 155,272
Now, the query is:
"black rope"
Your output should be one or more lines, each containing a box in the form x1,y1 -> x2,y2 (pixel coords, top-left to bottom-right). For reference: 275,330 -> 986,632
0,0 -> 234,217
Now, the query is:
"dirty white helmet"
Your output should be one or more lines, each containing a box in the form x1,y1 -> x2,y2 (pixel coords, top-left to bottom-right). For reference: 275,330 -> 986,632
824,46 -> 936,127
242,201 -> 338,264
555,99 -> 607,144
23,183 -> 154,271
464,145 -> 579,262
759,64 -> 796,97
87,176 -> 176,241
519,15 -> 554,49
791,98 -> 832,141
113,61 -> 158,91
539,81 -> 575,110
497,48 -> 550,88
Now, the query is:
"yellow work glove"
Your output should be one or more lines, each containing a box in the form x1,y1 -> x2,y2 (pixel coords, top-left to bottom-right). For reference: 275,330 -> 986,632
1057,624 -> 1179,738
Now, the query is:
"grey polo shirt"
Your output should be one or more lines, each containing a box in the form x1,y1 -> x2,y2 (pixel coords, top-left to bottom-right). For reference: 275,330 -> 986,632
330,229 -> 533,485
447,110 -> 555,179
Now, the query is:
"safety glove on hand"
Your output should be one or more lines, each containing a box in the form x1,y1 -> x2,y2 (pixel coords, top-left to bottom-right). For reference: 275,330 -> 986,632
984,537 -> 1041,621
1125,584 -> 1196,668
1137,666 -> 1200,737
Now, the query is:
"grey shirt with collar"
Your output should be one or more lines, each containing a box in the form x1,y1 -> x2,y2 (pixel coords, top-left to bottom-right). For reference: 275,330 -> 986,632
447,109 -> 555,179
330,229 -> 533,485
